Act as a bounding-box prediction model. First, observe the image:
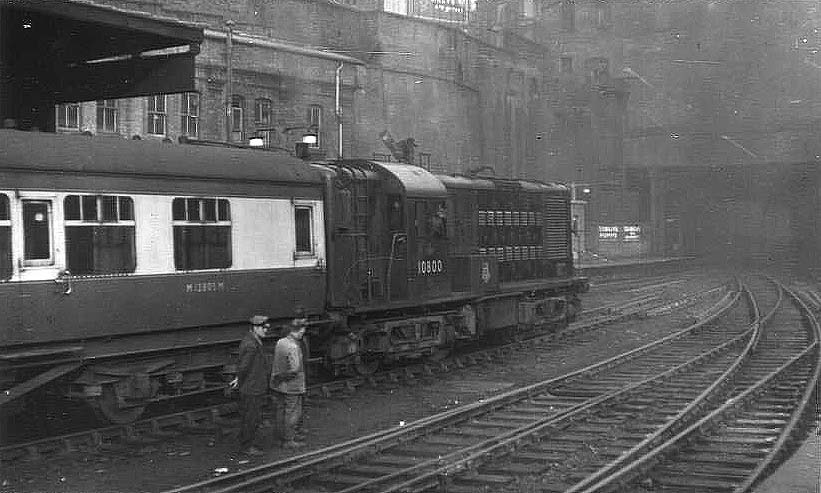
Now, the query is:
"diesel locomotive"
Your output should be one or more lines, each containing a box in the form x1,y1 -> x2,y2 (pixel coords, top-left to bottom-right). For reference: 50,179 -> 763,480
0,129 -> 587,424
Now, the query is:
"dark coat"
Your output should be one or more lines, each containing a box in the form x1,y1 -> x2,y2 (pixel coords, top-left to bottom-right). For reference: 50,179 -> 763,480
237,332 -> 270,395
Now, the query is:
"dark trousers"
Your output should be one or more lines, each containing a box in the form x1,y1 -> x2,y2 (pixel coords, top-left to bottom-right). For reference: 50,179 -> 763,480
273,392 -> 305,442
238,393 -> 266,449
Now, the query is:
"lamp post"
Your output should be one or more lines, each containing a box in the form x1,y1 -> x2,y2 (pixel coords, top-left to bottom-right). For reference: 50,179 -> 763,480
335,61 -> 344,159
225,20 -> 235,142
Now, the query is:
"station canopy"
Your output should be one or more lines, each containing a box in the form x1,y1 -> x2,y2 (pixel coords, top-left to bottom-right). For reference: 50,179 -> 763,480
1,0 -> 204,128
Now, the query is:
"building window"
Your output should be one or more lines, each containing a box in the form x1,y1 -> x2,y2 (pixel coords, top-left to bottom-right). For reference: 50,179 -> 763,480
561,0 -> 575,32
294,206 -> 314,256
22,200 -> 53,266
147,95 -> 167,135
96,100 -> 118,133
0,194 -> 10,280
64,195 -> 136,275
561,56 -> 573,74
230,96 -> 244,142
180,93 -> 200,137
594,2 -> 611,29
254,98 -> 273,147
172,197 -> 232,270
308,104 -> 322,148
57,103 -> 80,131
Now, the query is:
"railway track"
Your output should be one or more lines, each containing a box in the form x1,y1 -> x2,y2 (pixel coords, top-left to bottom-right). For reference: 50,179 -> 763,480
158,275 -> 819,493
157,279 -> 752,493
0,277 -> 726,464
574,279 -> 820,493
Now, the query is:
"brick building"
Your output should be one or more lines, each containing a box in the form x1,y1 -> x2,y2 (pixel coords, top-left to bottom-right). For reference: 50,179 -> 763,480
52,0 -> 630,184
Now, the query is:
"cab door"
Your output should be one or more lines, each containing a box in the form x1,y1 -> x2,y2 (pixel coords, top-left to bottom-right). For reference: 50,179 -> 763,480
408,198 -> 449,299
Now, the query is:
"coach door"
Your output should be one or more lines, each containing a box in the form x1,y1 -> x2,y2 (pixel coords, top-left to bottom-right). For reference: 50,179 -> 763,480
18,197 -> 60,279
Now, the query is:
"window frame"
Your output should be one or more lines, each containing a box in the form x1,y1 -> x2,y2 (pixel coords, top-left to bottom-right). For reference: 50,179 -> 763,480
147,94 -> 167,136
56,102 -> 81,131
230,95 -> 245,142
0,193 -> 11,280
308,104 -> 322,148
293,203 -> 315,258
180,92 -> 200,137
63,194 -> 137,275
172,197 -> 233,271
254,98 -> 273,147
96,99 -> 118,133
21,198 -> 54,268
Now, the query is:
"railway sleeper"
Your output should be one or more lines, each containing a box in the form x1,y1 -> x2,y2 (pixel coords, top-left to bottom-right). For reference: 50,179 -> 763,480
450,472 -> 515,487
337,462 -> 408,477
423,434 -> 480,446
491,411 -> 548,422
310,471 -> 378,488
469,418 -> 529,429
448,426 -> 510,438
482,460 -> 546,475
511,450 -> 568,462
688,442 -> 770,455
685,451 -> 764,467
652,472 -> 741,490
367,453 -> 423,466
511,404 -> 574,414
662,460 -> 752,478
390,442 -> 457,457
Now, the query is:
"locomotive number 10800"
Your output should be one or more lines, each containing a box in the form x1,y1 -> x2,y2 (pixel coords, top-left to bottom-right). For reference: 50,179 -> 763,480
417,259 -> 444,275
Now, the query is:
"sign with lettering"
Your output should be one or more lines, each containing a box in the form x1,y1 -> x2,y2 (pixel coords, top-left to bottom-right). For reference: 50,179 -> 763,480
480,261 -> 491,284
185,281 -> 226,293
417,259 -> 444,276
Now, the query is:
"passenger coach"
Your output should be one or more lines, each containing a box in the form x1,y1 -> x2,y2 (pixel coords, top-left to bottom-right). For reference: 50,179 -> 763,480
0,130 -> 326,423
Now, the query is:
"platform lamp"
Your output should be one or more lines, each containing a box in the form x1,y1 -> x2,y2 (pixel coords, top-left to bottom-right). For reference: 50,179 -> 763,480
294,127 -> 318,159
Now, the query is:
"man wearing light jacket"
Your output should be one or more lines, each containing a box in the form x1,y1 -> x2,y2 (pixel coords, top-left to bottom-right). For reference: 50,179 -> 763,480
270,317 -> 307,448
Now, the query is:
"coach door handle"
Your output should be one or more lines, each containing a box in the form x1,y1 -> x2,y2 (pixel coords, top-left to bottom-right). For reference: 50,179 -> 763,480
55,270 -> 72,295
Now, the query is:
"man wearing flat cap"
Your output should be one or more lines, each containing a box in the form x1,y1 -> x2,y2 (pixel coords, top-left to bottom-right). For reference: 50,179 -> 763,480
231,314 -> 271,456
271,317 -> 308,448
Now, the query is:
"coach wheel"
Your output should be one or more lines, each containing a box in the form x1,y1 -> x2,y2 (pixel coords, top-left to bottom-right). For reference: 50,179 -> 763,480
92,385 -> 146,424
354,356 -> 380,376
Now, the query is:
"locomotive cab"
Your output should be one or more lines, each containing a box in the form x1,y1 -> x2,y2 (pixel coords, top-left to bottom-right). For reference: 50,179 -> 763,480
382,164 -> 450,302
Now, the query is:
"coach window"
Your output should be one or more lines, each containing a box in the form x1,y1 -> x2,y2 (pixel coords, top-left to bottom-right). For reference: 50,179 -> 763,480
64,195 -> 136,275
22,200 -> 53,266
0,194 -> 10,279
172,198 -> 232,270
294,205 -> 314,257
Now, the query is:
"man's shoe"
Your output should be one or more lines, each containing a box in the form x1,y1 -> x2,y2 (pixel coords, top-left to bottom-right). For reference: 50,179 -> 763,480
282,440 -> 306,449
244,446 -> 265,456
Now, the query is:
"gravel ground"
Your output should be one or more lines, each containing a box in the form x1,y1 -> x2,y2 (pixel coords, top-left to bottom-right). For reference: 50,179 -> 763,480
1,273 -> 746,493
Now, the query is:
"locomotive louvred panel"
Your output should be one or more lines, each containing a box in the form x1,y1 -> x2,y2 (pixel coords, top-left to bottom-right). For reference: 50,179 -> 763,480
544,196 -> 570,259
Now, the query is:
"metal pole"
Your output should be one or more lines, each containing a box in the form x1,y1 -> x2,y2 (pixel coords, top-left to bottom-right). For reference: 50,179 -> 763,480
225,20 -> 235,142
335,61 -> 343,159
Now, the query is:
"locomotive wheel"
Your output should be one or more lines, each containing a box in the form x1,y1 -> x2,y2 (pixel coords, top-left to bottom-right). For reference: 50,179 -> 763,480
92,385 -> 146,424
354,356 -> 380,376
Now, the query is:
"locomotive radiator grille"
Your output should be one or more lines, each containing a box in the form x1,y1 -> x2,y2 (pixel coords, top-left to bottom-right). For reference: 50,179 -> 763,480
544,196 -> 570,260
